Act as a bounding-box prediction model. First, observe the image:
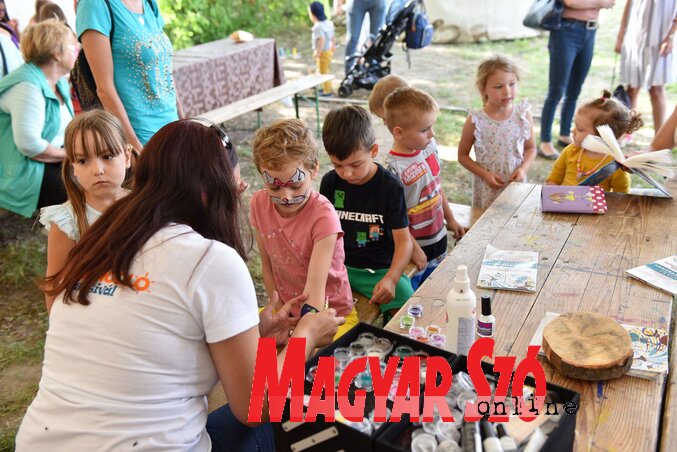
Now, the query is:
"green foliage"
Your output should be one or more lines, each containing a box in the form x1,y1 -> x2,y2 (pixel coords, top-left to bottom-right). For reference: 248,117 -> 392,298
159,0 -> 311,49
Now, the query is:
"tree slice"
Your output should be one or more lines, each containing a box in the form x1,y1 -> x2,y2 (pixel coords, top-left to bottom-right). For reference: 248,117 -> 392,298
542,312 -> 633,381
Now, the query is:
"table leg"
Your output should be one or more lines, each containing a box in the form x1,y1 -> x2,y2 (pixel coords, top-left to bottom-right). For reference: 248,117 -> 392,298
294,93 -> 300,119
314,85 -> 321,137
257,109 -> 262,129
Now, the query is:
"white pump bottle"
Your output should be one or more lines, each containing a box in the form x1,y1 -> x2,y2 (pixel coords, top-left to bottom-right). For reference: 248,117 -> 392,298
446,265 -> 477,355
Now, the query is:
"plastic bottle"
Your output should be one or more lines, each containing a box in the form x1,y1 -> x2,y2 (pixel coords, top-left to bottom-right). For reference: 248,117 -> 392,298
477,295 -> 495,338
446,265 -> 477,355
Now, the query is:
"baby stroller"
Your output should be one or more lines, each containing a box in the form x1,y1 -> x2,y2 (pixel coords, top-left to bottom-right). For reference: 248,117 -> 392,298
338,0 -> 424,98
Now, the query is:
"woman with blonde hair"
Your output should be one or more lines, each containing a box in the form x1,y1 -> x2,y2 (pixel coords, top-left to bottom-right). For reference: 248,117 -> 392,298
0,19 -> 77,217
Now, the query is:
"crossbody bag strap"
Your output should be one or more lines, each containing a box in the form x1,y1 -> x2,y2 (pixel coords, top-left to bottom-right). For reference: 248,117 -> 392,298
0,42 -> 7,77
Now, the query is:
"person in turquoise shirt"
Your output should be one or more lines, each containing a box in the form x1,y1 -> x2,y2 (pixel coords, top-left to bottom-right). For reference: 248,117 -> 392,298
0,19 -> 75,218
76,0 -> 181,151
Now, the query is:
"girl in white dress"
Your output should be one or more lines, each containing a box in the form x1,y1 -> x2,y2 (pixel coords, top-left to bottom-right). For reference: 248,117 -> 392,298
458,56 -> 537,209
616,0 -> 677,130
39,110 -> 131,313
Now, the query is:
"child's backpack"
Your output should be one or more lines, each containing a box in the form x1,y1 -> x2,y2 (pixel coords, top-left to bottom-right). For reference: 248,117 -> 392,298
404,5 -> 433,50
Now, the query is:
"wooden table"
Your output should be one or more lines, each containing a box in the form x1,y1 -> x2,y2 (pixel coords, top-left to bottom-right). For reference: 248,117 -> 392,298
173,38 -> 286,117
384,182 -> 677,452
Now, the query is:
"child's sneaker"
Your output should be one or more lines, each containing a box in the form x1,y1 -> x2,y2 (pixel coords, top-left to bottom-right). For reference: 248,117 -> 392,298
319,91 -> 334,98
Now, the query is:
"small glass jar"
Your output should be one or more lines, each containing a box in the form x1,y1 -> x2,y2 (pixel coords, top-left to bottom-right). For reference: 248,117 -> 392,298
408,326 -> 426,340
399,314 -> 415,330
426,324 -> 442,336
394,345 -> 414,357
373,337 -> 393,355
357,332 -> 376,348
411,432 -> 437,452
408,303 -> 424,318
349,341 -> 366,357
429,333 -> 447,348
306,365 -> 318,383
333,347 -> 352,370
435,418 -> 461,444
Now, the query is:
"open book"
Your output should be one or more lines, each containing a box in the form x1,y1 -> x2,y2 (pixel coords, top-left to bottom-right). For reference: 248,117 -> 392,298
541,185 -> 607,214
580,125 -> 676,198
530,312 -> 669,379
626,255 -> 677,296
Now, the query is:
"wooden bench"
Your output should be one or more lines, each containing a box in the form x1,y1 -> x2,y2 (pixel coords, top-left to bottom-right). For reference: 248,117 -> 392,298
198,73 -> 334,136
449,202 -> 485,230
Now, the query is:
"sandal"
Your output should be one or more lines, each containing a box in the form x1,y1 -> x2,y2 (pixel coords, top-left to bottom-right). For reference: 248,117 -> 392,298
537,146 -> 560,160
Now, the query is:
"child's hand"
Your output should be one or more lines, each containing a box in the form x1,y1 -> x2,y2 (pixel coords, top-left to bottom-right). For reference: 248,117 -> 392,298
446,218 -> 466,239
412,245 -> 427,271
295,308 -> 345,348
483,172 -> 507,190
312,50 -> 319,59
370,276 -> 397,305
509,167 -> 527,183
259,291 -> 305,347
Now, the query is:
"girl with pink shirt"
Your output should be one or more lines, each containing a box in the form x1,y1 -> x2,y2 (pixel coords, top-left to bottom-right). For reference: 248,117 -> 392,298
250,118 -> 358,339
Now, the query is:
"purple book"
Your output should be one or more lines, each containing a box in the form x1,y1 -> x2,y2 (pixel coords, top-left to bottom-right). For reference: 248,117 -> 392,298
541,185 -> 607,214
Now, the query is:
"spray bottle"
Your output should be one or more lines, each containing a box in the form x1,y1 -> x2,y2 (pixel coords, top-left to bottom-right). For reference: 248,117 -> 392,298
446,265 -> 477,355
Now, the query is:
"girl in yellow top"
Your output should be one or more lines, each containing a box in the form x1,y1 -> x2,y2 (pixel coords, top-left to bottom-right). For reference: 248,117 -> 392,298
546,90 -> 644,193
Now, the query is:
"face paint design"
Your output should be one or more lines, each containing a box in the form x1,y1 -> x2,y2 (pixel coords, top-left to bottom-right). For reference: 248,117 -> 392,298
263,168 -> 306,187
269,191 -> 309,206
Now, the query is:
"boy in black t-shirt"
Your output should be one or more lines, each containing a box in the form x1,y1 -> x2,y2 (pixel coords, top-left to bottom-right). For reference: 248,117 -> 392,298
320,106 -> 414,320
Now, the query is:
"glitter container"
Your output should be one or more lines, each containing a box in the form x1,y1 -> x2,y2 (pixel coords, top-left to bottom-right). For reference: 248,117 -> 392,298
407,303 -> 424,318
354,370 -> 374,391
456,391 -> 478,411
306,365 -> 318,383
399,314 -> 415,330
333,347 -> 352,370
394,345 -> 414,357
410,432 -> 437,452
426,324 -> 442,336
416,334 -> 429,343
373,337 -> 393,355
436,440 -> 462,452
408,326 -> 426,340
366,347 -> 385,360
435,419 -> 461,444
429,333 -> 447,348
349,342 -> 367,357
368,407 -> 391,430
357,332 -> 376,348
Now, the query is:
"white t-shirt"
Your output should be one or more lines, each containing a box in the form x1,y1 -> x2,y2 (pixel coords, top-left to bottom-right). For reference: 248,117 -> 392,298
15,224 -> 259,451
39,200 -> 102,241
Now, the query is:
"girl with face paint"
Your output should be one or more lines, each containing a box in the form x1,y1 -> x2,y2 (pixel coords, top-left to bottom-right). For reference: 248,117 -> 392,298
250,119 -> 359,340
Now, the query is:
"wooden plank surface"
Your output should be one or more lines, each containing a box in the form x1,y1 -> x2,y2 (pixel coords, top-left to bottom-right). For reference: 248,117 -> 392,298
199,74 -> 334,124
384,183 -> 677,452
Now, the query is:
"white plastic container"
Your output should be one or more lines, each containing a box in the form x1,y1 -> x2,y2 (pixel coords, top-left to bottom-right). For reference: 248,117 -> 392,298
446,265 -> 477,355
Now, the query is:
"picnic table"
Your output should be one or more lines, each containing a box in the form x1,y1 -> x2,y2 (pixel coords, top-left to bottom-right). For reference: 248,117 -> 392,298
173,38 -> 286,117
384,182 -> 677,452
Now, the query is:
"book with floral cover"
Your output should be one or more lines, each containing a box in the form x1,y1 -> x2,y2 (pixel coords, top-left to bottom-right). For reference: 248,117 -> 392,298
580,125 -> 676,198
541,185 -> 607,214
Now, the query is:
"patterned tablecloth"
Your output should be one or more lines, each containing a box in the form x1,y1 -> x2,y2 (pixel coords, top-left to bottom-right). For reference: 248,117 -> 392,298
172,38 -> 286,117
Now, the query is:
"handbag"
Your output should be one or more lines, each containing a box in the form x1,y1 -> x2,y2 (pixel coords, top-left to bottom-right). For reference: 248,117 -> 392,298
523,0 -> 564,32
610,54 -> 631,109
71,0 -> 114,111
71,0 -> 158,111
405,5 -> 434,50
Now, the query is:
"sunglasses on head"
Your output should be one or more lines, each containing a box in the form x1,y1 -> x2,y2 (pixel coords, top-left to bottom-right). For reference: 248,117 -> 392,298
210,125 -> 232,152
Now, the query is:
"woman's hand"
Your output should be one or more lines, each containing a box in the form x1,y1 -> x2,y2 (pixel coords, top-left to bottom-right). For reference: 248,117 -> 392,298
258,291 -> 305,347
660,36 -> 674,57
294,308 -> 345,348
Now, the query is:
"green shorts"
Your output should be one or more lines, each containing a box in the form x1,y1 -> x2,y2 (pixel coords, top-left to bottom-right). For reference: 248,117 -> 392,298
346,266 -> 414,313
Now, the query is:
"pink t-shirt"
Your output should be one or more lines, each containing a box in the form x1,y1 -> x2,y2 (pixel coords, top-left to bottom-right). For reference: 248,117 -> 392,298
249,190 -> 353,317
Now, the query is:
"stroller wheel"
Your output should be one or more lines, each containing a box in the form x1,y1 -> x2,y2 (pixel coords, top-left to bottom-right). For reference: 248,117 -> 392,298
338,85 -> 353,98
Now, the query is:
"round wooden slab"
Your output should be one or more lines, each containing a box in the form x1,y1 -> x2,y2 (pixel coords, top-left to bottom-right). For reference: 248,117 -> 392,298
542,312 -> 633,381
